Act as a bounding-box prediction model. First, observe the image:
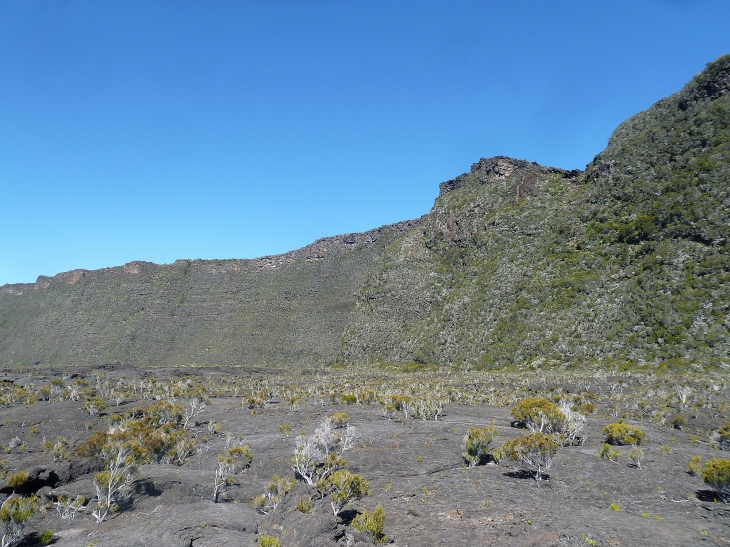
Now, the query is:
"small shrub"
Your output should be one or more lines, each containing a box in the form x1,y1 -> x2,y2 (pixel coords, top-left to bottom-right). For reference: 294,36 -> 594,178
598,443 -> 619,463
277,424 -> 291,438
701,458 -> 730,502
329,412 -> 349,428
7,471 -> 28,491
39,529 -> 53,546
462,426 -> 499,466
670,414 -> 686,430
352,505 -> 387,545
296,498 -> 313,514
714,421 -> 730,451
629,446 -> 644,470
500,431 -> 559,481
0,495 -> 38,547
610,502 -> 621,511
317,470 -> 370,515
339,393 -> 357,405
603,421 -> 646,446
688,455 -> 703,476
511,398 -> 566,435
257,536 -> 281,547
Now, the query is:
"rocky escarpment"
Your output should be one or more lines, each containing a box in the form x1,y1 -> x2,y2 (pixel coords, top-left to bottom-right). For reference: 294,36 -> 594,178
0,220 -> 421,367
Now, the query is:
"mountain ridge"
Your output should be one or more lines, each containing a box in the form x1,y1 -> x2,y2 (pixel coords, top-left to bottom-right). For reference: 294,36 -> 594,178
2,54 -> 729,370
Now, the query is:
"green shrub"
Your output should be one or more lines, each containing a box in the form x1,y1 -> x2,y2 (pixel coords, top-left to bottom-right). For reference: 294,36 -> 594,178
258,536 -> 281,547
688,455 -> 703,476
352,505 -> 387,545
0,495 -> 38,547
39,529 -> 53,546
462,426 -> 499,466
296,498 -> 313,514
716,421 -> 730,451
701,458 -> 730,502
603,421 -> 646,446
339,394 -> 357,405
329,412 -> 349,428
317,470 -> 370,515
7,471 -> 28,490
629,446 -> 644,470
500,431 -> 559,481
510,398 -> 566,435
598,443 -> 619,463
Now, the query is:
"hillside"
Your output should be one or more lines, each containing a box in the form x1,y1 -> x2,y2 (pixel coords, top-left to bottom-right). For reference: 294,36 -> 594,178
0,220 -> 421,366
340,54 -> 730,370
1,54 -> 729,369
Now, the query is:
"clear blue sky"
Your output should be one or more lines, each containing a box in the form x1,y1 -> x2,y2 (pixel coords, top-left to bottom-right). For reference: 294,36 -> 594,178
1,1 -> 729,285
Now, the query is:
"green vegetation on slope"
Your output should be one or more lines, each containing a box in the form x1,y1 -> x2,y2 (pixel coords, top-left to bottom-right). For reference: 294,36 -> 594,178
340,55 -> 730,370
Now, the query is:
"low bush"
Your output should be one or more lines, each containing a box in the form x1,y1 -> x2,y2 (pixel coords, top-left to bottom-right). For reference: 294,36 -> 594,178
702,458 -> 730,502
499,431 -> 559,481
0,495 -> 37,547
688,455 -> 703,476
598,443 -> 619,463
257,536 -> 281,547
317,470 -> 370,515
511,398 -> 566,435
462,426 -> 499,466
352,505 -> 387,545
714,421 -> 730,451
603,421 -> 646,446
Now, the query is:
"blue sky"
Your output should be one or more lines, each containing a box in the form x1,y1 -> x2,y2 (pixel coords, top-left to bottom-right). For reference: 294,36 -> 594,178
1,1 -> 729,285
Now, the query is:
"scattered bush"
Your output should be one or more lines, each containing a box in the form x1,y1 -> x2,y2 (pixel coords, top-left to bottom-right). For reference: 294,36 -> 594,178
712,421 -> 730,451
7,472 -> 28,492
0,495 -> 37,547
317,470 -> 370,515
511,398 -> 566,436
500,431 -> 559,481
253,475 -> 295,514
92,442 -> 139,523
462,426 -> 499,466
329,412 -> 349,428
292,418 -> 357,485
352,505 -> 387,545
38,529 -> 53,546
603,421 -> 646,446
54,495 -> 85,520
688,455 -> 703,476
701,458 -> 730,502
629,446 -> 644,470
277,423 -> 291,438
598,443 -> 619,463
257,536 -> 281,547
296,498 -> 313,514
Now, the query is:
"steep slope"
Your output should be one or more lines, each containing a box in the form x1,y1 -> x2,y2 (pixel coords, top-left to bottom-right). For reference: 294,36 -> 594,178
0,220 -> 420,366
339,54 -> 730,369
2,55 -> 728,370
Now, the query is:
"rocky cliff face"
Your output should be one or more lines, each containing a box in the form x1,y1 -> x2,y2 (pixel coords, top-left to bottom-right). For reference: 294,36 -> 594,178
2,55 -> 729,370
0,220 -> 421,367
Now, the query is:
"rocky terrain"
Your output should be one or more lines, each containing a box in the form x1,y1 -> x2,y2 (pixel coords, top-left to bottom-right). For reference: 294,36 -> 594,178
0,364 -> 728,546
1,53 -> 730,547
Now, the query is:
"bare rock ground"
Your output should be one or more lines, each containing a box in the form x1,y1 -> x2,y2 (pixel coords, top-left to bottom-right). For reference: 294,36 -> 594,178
0,366 -> 728,546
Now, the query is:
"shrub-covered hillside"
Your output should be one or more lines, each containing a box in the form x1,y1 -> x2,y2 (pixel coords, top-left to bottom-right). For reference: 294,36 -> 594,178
339,54 -> 730,370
